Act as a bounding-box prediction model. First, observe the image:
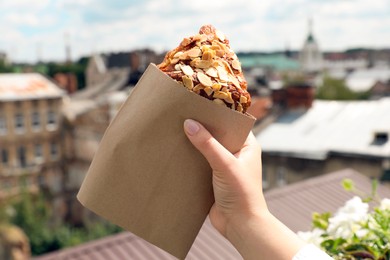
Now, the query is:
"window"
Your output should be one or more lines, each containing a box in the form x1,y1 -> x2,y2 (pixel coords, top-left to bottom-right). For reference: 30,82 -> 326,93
47,111 -> 57,130
18,146 -> 27,168
31,111 -> 41,131
50,142 -> 58,160
15,113 -> 25,133
0,115 -> 6,135
276,167 -> 287,186
1,149 -> 8,165
371,132 -> 388,146
34,144 -> 43,163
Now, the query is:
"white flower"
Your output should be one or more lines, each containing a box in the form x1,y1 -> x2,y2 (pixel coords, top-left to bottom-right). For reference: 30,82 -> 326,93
327,196 -> 369,239
380,198 -> 390,210
297,228 -> 325,247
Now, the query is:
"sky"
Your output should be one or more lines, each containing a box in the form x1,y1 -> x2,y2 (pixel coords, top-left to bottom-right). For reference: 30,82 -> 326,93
1,0 -> 390,63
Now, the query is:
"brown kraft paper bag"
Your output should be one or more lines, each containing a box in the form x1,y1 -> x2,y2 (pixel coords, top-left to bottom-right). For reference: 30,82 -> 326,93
77,63 -> 256,259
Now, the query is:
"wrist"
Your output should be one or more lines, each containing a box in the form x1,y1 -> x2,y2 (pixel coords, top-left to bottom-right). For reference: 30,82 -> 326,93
225,210 -> 306,260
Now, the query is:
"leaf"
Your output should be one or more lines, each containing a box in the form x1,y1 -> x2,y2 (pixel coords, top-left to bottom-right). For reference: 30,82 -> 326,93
342,179 -> 355,192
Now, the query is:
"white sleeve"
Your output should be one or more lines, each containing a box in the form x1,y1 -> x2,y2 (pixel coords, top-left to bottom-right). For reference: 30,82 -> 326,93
292,244 -> 333,260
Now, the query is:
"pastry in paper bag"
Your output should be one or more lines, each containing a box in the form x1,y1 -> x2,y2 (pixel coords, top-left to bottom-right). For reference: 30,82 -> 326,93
77,25 -> 255,259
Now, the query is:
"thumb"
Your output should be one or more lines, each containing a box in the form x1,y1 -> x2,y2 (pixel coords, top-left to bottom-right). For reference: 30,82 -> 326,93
184,119 -> 236,171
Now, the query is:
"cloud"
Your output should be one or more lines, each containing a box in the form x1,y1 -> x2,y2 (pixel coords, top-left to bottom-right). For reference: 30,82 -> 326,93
1,0 -> 390,62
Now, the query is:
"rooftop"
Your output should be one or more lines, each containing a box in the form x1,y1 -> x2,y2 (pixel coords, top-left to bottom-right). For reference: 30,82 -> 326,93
34,169 -> 390,260
257,98 -> 390,159
346,67 -> 390,92
238,54 -> 300,71
0,73 -> 65,101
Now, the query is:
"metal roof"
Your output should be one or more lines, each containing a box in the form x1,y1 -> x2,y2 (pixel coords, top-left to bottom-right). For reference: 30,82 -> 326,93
34,169 -> 390,260
0,73 -> 65,101
257,98 -> 390,159
346,67 -> 390,92
238,54 -> 300,71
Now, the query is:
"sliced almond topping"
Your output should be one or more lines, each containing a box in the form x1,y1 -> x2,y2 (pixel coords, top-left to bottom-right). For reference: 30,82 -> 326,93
215,30 -> 225,42
204,87 -> 213,96
197,71 -> 213,87
224,92 -> 234,104
193,84 -> 204,93
173,51 -> 184,58
213,99 -> 225,105
221,60 -> 234,75
237,103 -> 243,112
237,76 -> 243,82
229,74 -> 241,89
187,47 -> 202,58
240,95 -> 248,103
182,75 -> 194,90
232,60 -> 242,71
170,58 -> 179,64
213,91 -> 228,99
174,64 -> 181,71
191,59 -> 212,69
180,64 -> 194,77
206,67 -> 218,78
211,83 -> 221,91
216,66 -> 229,82
215,50 -> 225,57
199,34 -> 208,42
202,50 -> 215,61
180,37 -> 192,47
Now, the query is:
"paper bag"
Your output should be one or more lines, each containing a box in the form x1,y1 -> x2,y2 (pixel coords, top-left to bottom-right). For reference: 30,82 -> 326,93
77,64 -> 255,259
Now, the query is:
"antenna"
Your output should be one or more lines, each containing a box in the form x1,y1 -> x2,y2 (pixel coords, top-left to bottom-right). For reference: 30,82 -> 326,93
64,31 -> 72,64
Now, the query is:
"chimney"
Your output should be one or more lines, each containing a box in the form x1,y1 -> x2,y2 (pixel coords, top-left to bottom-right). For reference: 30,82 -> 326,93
272,83 -> 314,110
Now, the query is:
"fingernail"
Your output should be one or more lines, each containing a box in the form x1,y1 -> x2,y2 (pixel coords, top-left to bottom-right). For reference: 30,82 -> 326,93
184,119 -> 200,136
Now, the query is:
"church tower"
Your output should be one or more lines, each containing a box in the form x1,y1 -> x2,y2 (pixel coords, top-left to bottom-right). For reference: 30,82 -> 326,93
299,19 -> 323,73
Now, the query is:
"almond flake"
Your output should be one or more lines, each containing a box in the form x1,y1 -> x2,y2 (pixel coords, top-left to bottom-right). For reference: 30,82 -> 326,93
170,58 -> 179,64
173,51 -> 184,58
191,59 -> 212,69
215,30 -> 225,42
174,64 -> 181,71
213,99 -> 225,105
237,103 -> 243,112
240,96 -> 248,104
211,83 -> 221,91
224,92 -> 234,104
232,60 -> 242,71
193,84 -> 204,93
182,75 -> 194,90
206,67 -> 218,78
213,91 -> 228,99
187,47 -> 202,58
204,87 -> 213,96
229,74 -> 241,89
180,64 -> 194,77
216,66 -> 229,82
197,71 -> 213,87
202,50 -> 215,61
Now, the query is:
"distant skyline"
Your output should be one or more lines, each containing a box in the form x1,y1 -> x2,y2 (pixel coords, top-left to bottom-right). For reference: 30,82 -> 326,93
1,0 -> 390,63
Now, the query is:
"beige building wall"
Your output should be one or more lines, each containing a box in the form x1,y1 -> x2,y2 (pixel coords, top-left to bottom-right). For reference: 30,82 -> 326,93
0,97 -> 64,199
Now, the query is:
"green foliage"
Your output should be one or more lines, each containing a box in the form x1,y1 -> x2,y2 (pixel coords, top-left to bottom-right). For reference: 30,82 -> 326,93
301,179 -> 390,260
0,190 -> 121,256
316,75 -> 370,100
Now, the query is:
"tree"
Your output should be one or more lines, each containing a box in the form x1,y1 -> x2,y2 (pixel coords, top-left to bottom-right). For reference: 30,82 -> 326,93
316,75 -> 369,100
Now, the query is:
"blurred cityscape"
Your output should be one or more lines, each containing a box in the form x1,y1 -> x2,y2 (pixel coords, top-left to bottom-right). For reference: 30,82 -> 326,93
1,20 -> 390,259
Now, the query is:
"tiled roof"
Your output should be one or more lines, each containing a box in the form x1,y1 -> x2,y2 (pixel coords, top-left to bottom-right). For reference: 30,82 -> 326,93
257,98 -> 390,159
34,169 -> 390,259
0,73 -> 65,101
266,168 -> 390,233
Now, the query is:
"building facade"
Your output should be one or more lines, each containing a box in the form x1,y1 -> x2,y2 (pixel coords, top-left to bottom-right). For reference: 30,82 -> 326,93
0,74 -> 65,203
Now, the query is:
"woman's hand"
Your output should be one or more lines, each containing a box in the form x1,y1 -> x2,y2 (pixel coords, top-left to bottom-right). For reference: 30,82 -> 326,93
184,119 -> 306,260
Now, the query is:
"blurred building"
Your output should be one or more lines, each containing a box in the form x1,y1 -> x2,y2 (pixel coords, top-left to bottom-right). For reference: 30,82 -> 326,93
257,97 -> 390,189
86,49 -> 163,88
299,19 -> 323,73
0,74 -> 65,205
